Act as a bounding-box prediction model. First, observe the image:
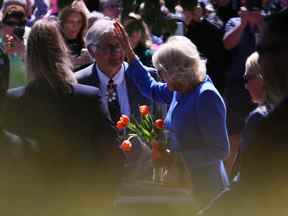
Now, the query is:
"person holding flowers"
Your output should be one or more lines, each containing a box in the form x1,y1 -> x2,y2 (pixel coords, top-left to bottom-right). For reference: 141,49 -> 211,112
114,22 -> 230,205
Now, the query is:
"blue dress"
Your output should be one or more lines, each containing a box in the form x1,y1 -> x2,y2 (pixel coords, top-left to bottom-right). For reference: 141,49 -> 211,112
127,59 -> 230,203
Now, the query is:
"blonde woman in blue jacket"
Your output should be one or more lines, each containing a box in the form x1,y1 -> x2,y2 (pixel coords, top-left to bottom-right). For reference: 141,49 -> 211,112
114,22 -> 230,205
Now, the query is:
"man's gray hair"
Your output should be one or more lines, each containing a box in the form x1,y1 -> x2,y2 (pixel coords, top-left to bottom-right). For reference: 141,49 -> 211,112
85,18 -> 114,50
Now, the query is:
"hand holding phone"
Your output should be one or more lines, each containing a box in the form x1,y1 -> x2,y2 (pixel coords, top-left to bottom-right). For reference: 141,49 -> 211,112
3,33 -> 25,57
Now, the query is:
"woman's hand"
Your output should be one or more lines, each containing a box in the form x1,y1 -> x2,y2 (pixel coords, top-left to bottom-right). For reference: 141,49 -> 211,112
113,21 -> 137,64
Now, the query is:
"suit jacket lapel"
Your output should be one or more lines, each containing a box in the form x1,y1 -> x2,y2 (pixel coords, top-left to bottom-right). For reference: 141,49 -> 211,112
91,63 -> 100,87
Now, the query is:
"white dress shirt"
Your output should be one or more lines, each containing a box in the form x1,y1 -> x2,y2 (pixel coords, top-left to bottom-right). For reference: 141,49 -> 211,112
96,64 -> 131,121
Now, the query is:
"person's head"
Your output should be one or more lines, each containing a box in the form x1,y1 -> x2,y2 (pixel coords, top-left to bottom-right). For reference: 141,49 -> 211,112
244,52 -> 265,105
1,0 -> 27,15
26,19 -> 76,94
99,0 -> 122,19
59,5 -> 87,41
1,0 -> 27,35
85,18 -> 125,78
152,35 -> 206,92
180,0 -> 203,24
257,8 -> 288,106
123,13 -> 151,49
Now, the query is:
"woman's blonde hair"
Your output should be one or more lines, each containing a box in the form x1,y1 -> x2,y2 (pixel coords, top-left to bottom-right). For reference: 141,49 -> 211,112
26,19 -> 76,94
245,52 -> 262,78
152,36 -> 206,90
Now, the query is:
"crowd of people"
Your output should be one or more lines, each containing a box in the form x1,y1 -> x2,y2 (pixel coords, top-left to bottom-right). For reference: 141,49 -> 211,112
0,0 -> 288,215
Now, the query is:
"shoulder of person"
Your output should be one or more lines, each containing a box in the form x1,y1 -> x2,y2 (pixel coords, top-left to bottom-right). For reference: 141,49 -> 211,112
196,77 -> 225,107
71,83 -> 101,98
225,17 -> 241,30
246,106 -> 267,126
198,76 -> 219,94
74,63 -> 94,80
6,86 -> 26,98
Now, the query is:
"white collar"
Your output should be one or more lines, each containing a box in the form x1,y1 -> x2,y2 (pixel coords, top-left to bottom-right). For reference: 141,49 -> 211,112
96,64 -> 125,86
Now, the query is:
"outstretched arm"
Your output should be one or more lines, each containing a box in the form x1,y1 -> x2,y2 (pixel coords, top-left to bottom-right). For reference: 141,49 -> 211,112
113,21 -> 172,104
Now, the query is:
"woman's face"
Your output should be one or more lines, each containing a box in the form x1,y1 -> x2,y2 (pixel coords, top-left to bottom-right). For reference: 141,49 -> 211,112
245,75 -> 265,104
158,67 -> 190,92
63,12 -> 83,40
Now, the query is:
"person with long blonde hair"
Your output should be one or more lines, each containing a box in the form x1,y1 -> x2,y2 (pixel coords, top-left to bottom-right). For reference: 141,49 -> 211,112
0,19 -> 125,214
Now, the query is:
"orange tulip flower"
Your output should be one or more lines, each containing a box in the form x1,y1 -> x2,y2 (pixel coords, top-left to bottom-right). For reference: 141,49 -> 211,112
120,140 -> 132,152
116,120 -> 126,129
154,119 -> 164,129
120,114 -> 129,126
139,105 -> 150,116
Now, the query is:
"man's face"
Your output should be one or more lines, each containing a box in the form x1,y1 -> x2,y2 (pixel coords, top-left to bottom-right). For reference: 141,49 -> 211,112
63,12 -> 83,40
103,3 -> 122,19
92,33 -> 125,77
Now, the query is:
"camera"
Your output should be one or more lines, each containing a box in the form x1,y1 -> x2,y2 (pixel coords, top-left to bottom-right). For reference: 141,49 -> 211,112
245,0 -> 263,11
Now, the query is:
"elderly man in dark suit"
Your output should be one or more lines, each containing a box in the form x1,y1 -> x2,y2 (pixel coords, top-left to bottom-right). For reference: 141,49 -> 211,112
75,18 -> 159,124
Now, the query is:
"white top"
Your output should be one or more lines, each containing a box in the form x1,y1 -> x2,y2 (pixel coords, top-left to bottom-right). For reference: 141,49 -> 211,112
96,64 -> 131,121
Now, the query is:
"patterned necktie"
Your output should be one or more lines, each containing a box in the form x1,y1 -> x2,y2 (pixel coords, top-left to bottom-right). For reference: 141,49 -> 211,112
106,79 -> 121,123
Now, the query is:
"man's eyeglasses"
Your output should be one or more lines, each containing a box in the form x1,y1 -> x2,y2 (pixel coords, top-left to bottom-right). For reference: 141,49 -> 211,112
96,45 -> 122,54
95,44 -> 123,55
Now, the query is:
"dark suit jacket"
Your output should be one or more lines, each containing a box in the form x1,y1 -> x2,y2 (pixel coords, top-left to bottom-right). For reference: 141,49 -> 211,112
0,79 -> 125,178
0,80 -> 127,215
202,97 -> 288,216
75,62 -> 160,120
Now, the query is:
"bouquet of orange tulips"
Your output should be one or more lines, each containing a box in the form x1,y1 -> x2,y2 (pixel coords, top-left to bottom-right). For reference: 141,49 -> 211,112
115,105 -> 193,186
116,105 -> 171,183
117,105 -> 172,160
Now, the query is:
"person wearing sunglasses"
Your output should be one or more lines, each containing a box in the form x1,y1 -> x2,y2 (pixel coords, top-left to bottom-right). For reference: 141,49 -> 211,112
240,51 -> 268,155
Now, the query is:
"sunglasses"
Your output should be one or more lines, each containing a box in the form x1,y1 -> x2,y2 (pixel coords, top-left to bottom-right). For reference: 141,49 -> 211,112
243,74 -> 262,84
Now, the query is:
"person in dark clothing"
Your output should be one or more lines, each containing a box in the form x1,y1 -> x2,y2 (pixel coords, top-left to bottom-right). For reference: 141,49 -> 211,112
212,0 -> 239,25
201,8 -> 288,216
0,19 -> 125,216
181,1 -> 229,94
